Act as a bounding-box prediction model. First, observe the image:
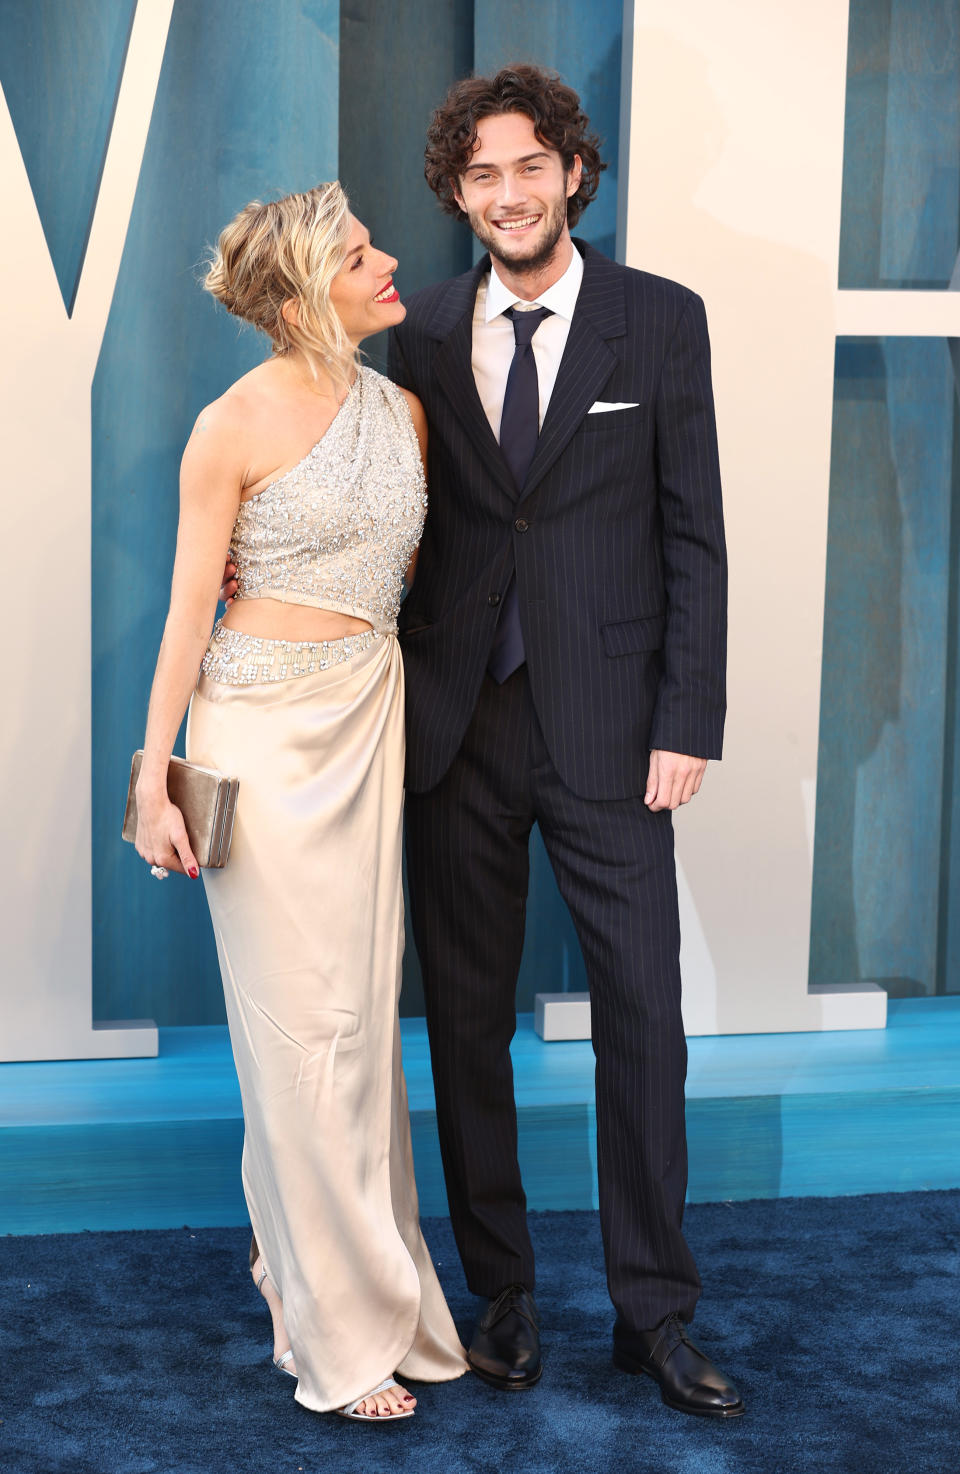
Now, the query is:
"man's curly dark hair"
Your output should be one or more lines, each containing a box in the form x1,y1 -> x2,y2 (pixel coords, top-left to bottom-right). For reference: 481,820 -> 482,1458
424,65 -> 606,227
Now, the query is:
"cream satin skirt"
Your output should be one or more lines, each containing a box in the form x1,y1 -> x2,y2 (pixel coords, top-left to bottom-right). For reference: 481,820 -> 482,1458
186,631 -> 467,1412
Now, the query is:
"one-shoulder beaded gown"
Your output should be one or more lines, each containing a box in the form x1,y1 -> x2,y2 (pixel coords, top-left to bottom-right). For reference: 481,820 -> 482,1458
185,367 -> 467,1412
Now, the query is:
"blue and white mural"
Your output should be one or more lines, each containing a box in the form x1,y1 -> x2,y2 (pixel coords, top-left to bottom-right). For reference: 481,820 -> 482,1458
0,0 -> 623,1033
3,0 -> 958,1058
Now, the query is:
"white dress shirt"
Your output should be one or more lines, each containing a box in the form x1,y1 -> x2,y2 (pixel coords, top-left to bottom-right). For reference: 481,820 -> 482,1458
472,244 -> 584,442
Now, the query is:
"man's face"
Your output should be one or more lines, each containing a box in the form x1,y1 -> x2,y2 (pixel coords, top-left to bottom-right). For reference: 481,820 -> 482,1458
453,112 -> 582,275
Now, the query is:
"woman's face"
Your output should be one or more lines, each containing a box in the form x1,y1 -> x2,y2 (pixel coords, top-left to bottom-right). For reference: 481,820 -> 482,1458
328,215 -> 405,344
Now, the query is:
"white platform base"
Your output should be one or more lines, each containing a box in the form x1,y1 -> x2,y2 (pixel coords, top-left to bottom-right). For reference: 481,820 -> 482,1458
535,992 -> 592,1041
807,982 -> 888,1030
534,982 -> 888,1041
3,1020 -> 159,1064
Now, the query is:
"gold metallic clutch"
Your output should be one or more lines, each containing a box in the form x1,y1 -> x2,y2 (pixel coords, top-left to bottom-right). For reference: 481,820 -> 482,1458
122,751 -> 239,869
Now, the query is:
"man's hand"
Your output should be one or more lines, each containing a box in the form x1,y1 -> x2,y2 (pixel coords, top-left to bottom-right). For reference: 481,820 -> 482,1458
644,750 -> 707,812
219,558 -> 238,606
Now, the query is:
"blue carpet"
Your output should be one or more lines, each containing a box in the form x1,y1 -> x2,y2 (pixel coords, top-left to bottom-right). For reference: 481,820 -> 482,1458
1,1192 -> 957,1473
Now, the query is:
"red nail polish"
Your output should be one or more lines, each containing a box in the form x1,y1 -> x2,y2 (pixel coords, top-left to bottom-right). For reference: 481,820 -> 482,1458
189,867 -> 199,879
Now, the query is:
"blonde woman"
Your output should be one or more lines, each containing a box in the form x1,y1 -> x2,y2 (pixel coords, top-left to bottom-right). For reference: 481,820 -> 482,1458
134,184 -> 468,1420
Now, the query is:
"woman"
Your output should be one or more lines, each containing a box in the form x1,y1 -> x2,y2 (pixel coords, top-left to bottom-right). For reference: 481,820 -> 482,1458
134,183 -> 467,1419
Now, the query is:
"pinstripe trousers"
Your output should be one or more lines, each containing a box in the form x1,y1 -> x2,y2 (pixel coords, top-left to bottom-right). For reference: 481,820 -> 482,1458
405,664 -> 703,1336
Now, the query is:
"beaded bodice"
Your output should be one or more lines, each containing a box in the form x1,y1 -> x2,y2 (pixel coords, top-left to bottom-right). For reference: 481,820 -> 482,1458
230,367 -> 426,636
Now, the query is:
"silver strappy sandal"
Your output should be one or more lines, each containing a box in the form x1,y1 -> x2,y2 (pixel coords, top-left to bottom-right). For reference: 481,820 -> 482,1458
254,1261 -> 297,1379
337,1378 -> 416,1421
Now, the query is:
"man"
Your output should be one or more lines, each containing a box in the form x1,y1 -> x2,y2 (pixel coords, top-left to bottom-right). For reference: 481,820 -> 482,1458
388,66 -> 739,1418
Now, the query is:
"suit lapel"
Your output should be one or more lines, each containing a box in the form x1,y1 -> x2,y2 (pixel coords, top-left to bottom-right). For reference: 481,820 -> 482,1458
427,243 -> 628,505
429,260 -> 516,502
521,243 -> 626,500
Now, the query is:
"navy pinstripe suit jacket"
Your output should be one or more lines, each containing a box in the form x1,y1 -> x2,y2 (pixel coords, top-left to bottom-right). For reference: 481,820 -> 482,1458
388,239 -> 727,800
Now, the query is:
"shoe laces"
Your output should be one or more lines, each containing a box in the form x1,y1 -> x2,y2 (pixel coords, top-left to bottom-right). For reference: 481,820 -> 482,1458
483,1284 -> 539,1331
653,1311 -> 695,1363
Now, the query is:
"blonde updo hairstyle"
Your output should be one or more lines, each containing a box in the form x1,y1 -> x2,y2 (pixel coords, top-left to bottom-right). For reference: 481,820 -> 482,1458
204,183 -> 357,388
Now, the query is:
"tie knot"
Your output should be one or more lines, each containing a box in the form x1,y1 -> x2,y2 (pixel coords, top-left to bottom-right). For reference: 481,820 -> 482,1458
504,304 -> 553,347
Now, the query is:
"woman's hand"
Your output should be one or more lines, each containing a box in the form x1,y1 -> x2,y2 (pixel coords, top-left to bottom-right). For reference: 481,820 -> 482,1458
220,557 -> 238,606
134,780 -> 200,878
135,395 -> 246,881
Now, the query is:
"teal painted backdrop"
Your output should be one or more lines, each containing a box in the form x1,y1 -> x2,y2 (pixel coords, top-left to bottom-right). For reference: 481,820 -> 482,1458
91,0 -> 341,1026
0,0 -> 137,312
812,0 -> 960,997
77,0 -> 624,1026
338,0 -> 623,1016
838,0 -> 960,289
14,0 -> 958,1024
811,337 -> 959,996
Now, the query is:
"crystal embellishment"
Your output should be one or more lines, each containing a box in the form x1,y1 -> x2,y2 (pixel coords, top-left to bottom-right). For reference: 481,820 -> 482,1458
201,623 -> 380,686
198,367 -> 425,688
228,367 -> 425,638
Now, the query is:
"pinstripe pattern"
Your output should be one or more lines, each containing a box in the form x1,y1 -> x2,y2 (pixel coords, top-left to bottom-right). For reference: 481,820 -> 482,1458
389,240 -> 727,800
390,241 -> 726,1336
406,669 -> 701,1327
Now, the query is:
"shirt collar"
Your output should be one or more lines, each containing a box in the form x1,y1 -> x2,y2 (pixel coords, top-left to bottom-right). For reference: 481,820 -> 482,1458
484,242 -> 584,323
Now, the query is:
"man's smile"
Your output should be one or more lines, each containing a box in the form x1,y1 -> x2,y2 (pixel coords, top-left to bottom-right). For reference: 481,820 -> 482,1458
493,213 -> 543,233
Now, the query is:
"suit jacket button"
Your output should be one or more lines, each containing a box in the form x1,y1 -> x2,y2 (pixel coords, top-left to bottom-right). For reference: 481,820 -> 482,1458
514,518 -> 529,533
488,592 -> 501,606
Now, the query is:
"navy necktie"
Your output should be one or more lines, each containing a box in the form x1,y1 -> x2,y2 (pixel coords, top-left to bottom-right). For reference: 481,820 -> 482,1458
488,305 -> 553,684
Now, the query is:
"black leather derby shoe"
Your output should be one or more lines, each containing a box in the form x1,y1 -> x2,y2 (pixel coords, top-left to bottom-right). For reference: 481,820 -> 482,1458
468,1284 -> 542,1390
614,1312 -> 744,1418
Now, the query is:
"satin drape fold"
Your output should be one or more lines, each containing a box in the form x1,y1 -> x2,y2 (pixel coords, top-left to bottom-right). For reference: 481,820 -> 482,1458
187,634 -> 466,1412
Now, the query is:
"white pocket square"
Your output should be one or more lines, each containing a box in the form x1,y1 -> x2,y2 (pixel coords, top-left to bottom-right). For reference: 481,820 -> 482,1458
587,401 -> 640,413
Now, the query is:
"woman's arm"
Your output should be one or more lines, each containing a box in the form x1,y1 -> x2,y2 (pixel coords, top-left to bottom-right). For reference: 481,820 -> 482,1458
399,387 -> 428,587
134,404 -> 245,876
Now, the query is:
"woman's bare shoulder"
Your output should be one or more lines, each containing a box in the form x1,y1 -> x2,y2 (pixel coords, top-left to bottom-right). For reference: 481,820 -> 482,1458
191,364 -> 269,439
185,364 -> 283,470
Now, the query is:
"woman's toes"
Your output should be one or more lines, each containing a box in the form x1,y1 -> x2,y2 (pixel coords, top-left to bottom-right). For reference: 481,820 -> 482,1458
349,1384 -> 416,1417
389,1386 -> 415,1414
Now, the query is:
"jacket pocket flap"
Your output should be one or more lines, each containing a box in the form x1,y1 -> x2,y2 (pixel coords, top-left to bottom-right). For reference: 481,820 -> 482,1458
601,614 -> 665,656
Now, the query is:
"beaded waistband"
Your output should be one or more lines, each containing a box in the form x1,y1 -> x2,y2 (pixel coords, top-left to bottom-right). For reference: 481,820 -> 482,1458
200,622 -> 380,686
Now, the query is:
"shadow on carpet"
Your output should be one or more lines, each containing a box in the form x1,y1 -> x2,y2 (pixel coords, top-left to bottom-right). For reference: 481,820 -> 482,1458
1,1191 -> 958,1474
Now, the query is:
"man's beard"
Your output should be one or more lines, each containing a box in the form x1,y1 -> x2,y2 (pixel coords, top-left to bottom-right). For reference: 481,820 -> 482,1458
467,194 -> 569,276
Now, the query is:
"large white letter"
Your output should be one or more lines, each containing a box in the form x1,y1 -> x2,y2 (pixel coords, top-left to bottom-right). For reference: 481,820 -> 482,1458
0,0 -> 175,1061
626,0 -> 890,1033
